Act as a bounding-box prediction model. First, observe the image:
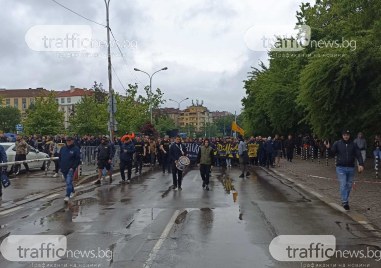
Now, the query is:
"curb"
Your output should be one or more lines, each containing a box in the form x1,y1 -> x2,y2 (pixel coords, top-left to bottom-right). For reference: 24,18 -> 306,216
260,167 -> 381,238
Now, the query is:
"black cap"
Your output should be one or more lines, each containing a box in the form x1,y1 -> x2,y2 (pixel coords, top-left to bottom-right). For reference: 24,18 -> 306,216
342,130 -> 351,135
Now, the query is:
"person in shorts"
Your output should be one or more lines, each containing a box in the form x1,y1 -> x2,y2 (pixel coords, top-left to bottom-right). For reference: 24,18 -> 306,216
94,136 -> 114,185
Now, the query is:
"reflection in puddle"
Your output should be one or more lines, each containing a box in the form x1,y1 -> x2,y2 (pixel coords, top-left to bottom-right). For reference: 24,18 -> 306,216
217,174 -> 239,203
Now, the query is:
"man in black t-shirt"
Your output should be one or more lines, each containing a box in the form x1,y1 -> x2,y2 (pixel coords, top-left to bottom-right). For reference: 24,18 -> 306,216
134,136 -> 145,175
160,135 -> 171,174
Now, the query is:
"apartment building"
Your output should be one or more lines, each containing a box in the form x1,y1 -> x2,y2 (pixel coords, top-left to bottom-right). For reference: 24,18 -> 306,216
178,104 -> 212,132
0,88 -> 49,115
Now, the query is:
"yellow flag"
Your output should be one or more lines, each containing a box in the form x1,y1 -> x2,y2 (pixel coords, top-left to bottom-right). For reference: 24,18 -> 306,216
231,121 -> 245,136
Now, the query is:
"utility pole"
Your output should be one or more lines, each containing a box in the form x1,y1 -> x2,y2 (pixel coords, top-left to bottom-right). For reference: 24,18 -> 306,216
233,111 -> 237,138
105,0 -> 114,140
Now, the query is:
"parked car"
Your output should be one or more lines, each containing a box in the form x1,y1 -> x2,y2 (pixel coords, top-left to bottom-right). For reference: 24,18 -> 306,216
0,142 -> 49,174
4,133 -> 17,142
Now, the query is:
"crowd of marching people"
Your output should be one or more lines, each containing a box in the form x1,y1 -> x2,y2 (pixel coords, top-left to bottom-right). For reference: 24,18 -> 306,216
1,131 -> 380,205
4,132 -> 381,178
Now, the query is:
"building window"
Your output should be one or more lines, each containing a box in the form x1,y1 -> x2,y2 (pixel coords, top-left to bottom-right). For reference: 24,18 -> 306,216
5,99 -> 10,107
22,98 -> 27,110
67,97 -> 71,104
14,99 -> 18,108
61,98 -> 65,104
56,99 -> 59,103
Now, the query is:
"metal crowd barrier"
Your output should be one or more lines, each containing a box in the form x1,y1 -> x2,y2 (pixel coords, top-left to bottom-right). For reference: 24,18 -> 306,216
80,146 -> 121,166
0,157 -> 58,167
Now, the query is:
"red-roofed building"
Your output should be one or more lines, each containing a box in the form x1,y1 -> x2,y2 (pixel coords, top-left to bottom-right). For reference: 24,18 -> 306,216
55,86 -> 94,129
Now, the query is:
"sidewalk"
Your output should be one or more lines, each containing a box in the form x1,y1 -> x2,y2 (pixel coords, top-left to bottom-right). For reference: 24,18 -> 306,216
272,157 -> 381,229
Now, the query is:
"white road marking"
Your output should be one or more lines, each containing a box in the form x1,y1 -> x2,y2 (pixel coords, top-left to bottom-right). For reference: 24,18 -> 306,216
0,206 -> 23,216
41,193 -> 60,201
143,210 -> 181,268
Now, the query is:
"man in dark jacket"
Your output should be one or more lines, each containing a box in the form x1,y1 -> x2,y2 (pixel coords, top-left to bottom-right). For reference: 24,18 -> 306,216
197,139 -> 214,191
94,136 -> 114,185
264,136 -> 274,168
325,130 -> 364,210
273,134 -> 283,167
119,135 -> 135,184
284,135 -> 296,162
134,136 -> 146,175
169,136 -> 187,190
59,136 -> 81,202
0,144 -> 8,197
160,135 -> 171,174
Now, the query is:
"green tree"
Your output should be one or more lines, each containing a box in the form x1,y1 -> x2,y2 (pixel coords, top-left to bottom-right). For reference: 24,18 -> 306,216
242,0 -> 381,138
213,115 -> 235,136
115,84 -> 150,134
155,116 -> 176,136
297,0 -> 381,137
0,106 -> 21,133
24,93 -> 64,135
91,81 -> 107,103
69,95 -> 108,135
115,83 -> 165,134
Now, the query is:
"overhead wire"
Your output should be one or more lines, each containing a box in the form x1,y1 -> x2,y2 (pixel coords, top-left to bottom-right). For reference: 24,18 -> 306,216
49,0 -> 107,28
49,0 -> 143,90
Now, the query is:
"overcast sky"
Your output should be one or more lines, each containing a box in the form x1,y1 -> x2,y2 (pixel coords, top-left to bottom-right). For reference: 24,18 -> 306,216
0,0 -> 313,113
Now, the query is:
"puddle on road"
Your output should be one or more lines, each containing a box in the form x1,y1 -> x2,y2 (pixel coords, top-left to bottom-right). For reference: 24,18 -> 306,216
169,206 -> 274,267
125,208 -> 165,235
35,200 -> 54,212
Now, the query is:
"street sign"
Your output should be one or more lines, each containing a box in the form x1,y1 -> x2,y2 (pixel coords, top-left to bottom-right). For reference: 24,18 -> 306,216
15,124 -> 23,131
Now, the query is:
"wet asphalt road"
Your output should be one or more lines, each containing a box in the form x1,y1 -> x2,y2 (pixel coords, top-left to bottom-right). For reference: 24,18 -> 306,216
0,166 -> 381,268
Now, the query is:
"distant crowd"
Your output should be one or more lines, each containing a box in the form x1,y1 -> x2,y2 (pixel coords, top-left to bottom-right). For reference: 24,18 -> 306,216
2,132 -> 380,170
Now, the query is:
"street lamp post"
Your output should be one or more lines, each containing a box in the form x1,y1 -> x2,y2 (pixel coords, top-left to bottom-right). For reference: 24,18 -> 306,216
169,97 -> 189,128
168,97 -> 189,110
134,67 -> 168,124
